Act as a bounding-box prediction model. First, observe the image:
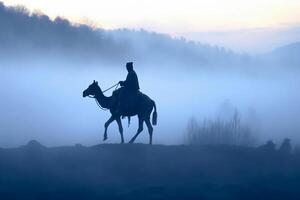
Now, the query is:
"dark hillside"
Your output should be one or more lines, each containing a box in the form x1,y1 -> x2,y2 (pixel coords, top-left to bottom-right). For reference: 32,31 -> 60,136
0,141 -> 300,200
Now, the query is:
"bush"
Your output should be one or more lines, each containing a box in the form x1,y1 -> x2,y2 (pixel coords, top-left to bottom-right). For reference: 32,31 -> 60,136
186,110 -> 257,146
279,138 -> 292,154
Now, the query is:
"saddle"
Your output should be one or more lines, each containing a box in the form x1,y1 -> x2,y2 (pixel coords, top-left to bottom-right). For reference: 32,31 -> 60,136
112,88 -> 142,115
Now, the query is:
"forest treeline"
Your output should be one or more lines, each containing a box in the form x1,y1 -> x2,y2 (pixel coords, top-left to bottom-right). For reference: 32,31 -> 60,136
0,2 -> 269,68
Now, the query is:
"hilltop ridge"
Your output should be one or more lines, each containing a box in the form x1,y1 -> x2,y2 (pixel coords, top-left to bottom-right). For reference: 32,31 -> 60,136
0,141 -> 300,200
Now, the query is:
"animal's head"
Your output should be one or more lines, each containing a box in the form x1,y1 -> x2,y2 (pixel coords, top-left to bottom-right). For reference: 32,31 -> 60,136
83,80 -> 100,97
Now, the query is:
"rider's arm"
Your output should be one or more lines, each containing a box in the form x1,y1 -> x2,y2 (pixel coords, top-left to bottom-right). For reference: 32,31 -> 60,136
120,72 -> 133,87
119,81 -> 125,86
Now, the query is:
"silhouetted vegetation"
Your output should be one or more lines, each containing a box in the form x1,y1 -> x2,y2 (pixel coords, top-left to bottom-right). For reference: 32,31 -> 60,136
258,139 -> 293,154
1,1 -> 300,69
259,140 -> 276,152
186,110 -> 257,146
0,1 -> 245,67
279,138 -> 292,154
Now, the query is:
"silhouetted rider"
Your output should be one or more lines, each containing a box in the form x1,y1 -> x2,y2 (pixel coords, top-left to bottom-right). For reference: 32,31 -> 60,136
119,62 -> 139,92
113,62 -> 140,115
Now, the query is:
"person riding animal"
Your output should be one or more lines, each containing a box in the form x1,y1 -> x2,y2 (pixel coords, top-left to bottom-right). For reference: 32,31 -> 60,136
82,61 -> 157,144
119,62 -> 140,93
113,62 -> 140,117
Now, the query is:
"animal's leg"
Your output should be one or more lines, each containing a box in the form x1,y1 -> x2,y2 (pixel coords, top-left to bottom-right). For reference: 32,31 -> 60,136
145,118 -> 153,145
116,117 -> 124,144
129,118 -> 144,144
103,116 -> 114,141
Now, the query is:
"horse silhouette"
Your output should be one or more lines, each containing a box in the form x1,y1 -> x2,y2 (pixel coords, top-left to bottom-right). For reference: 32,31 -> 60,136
83,80 -> 157,144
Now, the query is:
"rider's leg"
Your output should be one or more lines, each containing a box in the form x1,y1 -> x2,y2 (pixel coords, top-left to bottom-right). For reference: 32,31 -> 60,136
115,87 -> 126,115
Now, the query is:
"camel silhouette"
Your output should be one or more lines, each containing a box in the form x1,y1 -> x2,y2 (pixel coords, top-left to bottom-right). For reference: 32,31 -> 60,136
83,80 -> 157,144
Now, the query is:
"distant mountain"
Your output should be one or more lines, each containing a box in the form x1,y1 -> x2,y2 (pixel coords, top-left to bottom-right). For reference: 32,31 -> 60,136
0,2 -> 242,68
269,42 -> 300,67
274,42 -> 300,53
1,1 -> 298,70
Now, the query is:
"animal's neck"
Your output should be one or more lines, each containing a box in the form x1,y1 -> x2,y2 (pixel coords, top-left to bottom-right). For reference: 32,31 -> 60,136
94,88 -> 111,109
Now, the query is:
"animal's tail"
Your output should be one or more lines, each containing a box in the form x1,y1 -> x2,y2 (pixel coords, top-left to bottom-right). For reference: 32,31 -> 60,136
152,100 -> 157,126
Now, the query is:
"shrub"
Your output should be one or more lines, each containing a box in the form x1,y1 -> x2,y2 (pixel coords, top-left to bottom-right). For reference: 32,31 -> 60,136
186,110 -> 257,146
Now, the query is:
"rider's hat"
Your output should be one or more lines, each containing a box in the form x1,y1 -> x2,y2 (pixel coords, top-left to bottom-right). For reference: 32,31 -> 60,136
126,62 -> 133,70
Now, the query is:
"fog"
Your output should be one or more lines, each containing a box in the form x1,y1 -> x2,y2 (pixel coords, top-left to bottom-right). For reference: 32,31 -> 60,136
1,59 -> 300,147
1,2 -> 300,147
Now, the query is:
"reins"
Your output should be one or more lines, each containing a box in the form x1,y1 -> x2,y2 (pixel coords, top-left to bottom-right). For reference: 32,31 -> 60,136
88,83 -> 120,111
88,95 -> 108,111
102,83 -> 120,93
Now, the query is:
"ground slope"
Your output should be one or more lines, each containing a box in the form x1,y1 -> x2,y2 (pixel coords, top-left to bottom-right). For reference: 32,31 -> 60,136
0,141 -> 300,200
